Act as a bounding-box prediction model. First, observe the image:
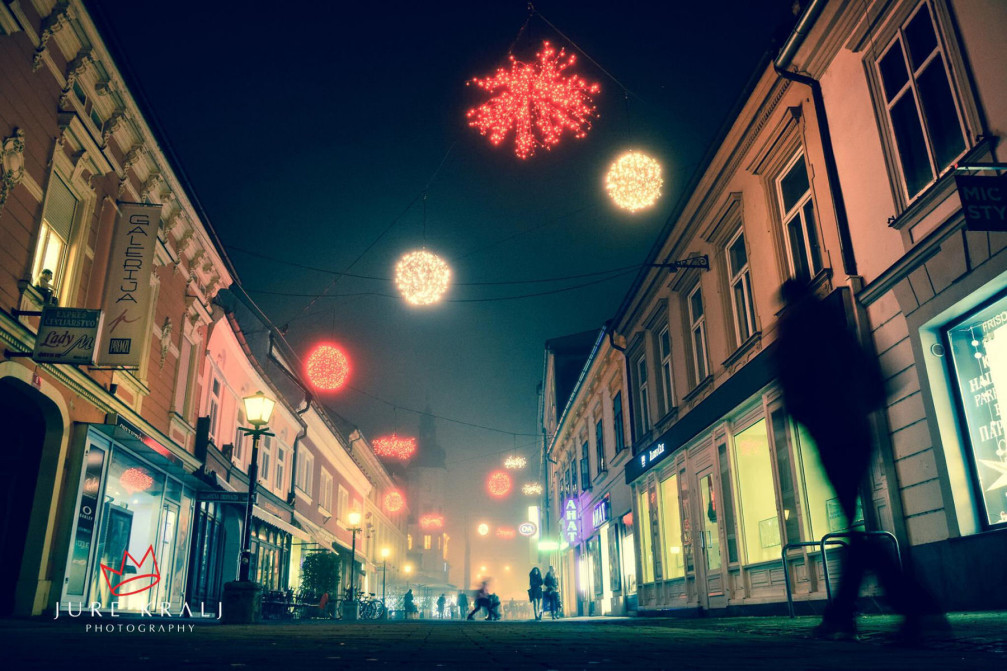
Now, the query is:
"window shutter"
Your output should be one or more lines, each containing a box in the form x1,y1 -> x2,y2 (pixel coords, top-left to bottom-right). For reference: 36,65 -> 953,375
44,175 -> 78,240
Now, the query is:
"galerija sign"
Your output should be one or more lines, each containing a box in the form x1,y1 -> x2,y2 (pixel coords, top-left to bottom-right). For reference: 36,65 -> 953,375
96,202 -> 162,367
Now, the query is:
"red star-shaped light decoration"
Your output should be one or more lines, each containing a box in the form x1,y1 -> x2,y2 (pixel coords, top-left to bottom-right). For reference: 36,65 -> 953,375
466,41 -> 601,159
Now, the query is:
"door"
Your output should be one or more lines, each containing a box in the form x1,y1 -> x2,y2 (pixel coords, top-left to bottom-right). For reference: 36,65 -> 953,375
695,465 -> 727,610
154,501 -> 179,606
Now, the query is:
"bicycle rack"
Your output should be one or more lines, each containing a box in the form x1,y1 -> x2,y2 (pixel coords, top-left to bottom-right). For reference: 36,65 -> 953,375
820,530 -> 901,605
781,539 -> 848,618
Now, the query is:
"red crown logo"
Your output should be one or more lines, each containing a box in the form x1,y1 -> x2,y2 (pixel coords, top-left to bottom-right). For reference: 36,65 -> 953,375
100,545 -> 160,597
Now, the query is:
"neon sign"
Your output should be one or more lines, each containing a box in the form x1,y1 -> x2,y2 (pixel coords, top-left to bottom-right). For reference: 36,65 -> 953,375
563,498 -> 579,544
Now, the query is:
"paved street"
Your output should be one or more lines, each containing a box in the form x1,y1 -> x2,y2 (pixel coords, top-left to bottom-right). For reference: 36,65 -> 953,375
1,613 -> 1004,670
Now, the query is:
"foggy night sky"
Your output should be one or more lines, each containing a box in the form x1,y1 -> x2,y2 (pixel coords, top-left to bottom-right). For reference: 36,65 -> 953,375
88,0 -> 798,596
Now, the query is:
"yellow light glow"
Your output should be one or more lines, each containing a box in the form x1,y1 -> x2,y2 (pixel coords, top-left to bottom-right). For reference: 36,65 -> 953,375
504,455 -> 527,470
504,565 -> 511,572
605,150 -> 663,212
394,249 -> 451,306
404,563 -> 413,574
347,511 -> 361,527
381,547 -> 390,559
480,565 -> 487,572
477,523 -> 489,536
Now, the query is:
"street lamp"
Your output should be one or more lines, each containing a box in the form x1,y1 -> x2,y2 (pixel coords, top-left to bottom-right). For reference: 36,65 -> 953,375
238,390 -> 275,583
380,547 -> 390,610
404,562 -> 413,590
347,510 -> 362,602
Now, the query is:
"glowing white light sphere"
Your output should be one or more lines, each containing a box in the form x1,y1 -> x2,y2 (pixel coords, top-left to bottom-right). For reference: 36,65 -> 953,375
394,249 -> 451,306
605,150 -> 663,212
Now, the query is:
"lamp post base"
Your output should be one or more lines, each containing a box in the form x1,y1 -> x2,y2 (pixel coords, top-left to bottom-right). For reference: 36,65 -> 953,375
221,580 -> 262,624
341,599 -> 359,621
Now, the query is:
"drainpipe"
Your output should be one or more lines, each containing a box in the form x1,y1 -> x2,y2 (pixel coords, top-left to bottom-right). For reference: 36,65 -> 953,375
773,0 -> 858,279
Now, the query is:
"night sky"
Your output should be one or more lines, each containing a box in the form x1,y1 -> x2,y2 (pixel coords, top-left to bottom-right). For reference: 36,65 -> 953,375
88,0 -> 798,596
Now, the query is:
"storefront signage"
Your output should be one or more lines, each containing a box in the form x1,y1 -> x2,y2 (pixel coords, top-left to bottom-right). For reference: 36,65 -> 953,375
198,491 -> 250,504
592,496 -> 611,529
32,306 -> 101,364
624,441 -> 671,483
563,498 -> 580,544
96,201 -> 162,367
518,521 -> 537,536
956,173 -> 1007,232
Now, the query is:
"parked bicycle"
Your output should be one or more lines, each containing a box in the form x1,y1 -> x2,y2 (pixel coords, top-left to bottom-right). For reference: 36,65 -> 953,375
358,592 -> 386,620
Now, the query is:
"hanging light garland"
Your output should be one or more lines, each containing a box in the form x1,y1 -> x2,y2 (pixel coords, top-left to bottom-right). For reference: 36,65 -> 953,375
522,482 -> 543,496
119,467 -> 154,494
504,455 -> 527,470
305,343 -> 351,391
384,490 -> 405,513
419,513 -> 445,531
394,250 -> 452,306
486,470 -> 512,498
466,41 -> 601,160
605,150 -> 664,212
372,434 -> 418,461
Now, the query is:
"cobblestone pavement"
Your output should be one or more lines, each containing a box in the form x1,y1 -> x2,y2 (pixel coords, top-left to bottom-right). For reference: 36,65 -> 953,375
0,612 -> 1004,670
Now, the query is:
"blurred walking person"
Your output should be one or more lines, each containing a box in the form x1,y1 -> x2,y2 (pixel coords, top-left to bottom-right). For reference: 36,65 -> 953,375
543,566 -> 560,619
466,580 -> 492,620
528,567 -> 544,620
457,590 -> 468,619
436,593 -> 446,619
774,279 -> 944,643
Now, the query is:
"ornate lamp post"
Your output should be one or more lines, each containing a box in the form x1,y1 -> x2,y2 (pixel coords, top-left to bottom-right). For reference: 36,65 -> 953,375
347,510 -> 362,601
380,547 -> 390,613
239,391 -> 275,582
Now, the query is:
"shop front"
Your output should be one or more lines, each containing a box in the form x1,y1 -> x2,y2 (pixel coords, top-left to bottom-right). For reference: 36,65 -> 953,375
582,493 -> 632,616
62,422 -> 200,612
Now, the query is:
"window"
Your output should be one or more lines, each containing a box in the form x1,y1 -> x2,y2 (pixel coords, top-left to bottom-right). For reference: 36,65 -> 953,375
31,173 -> 78,294
296,451 -> 314,497
580,441 -> 590,490
876,1 -> 966,199
732,419 -> 779,564
423,535 -> 432,550
595,419 -> 606,475
659,474 -> 685,579
612,392 -> 625,453
207,376 -> 221,444
233,409 -> 244,464
259,435 -> 272,485
637,487 -> 654,583
776,153 -> 822,282
688,285 -> 710,383
173,337 -> 194,416
569,459 -> 578,493
407,534 -> 413,550
636,356 -> 651,433
658,327 -> 674,413
320,469 -> 333,513
717,443 -> 739,564
275,442 -> 287,491
771,409 -> 802,546
337,485 -> 349,524
726,229 -> 757,344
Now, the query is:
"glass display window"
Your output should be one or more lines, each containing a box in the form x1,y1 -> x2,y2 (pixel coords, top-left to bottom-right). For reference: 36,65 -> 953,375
946,292 -> 1007,528
732,419 -> 780,564
636,488 -> 654,583
659,473 -> 685,579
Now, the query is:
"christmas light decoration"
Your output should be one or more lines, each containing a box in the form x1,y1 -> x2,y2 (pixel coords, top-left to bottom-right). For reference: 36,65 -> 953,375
394,250 -> 452,306
384,490 -> 405,513
522,482 -> 543,496
466,41 -> 601,159
504,455 -> 527,470
477,523 -> 490,536
605,150 -> 664,212
495,526 -> 516,539
419,513 -> 445,531
305,343 -> 350,391
486,470 -> 512,498
372,434 -> 418,461
119,467 -> 153,494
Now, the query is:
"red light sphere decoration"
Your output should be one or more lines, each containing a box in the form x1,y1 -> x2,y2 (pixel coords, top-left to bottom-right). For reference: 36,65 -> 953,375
495,526 -> 516,540
372,434 -> 417,461
384,490 -> 405,513
466,41 -> 601,160
305,343 -> 350,392
419,513 -> 445,531
120,467 -> 153,494
486,470 -> 512,498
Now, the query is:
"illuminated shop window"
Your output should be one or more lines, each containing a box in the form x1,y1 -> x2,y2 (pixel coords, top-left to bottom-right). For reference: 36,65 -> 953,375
659,473 -> 685,579
636,488 -> 654,583
733,419 -> 779,564
946,294 -> 1007,528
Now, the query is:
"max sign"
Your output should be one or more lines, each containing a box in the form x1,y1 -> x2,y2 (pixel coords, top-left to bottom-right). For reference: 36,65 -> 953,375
956,173 -> 1007,232
97,202 -> 162,367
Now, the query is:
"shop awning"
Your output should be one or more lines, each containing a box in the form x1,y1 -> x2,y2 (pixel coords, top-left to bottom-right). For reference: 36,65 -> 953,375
253,505 -> 308,540
293,511 -> 346,551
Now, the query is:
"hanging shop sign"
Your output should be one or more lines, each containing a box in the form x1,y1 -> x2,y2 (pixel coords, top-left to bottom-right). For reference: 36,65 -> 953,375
32,306 -> 102,364
198,491 -> 251,505
592,495 -> 611,530
956,173 -> 1007,232
96,201 -> 162,367
563,498 -> 580,544
518,521 -> 538,537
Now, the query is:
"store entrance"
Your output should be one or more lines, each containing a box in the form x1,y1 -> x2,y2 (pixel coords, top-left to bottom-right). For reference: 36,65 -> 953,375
0,377 -> 60,616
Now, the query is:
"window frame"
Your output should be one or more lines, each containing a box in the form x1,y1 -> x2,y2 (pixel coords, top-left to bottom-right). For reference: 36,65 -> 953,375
594,417 -> 606,476
635,355 -> 651,433
726,228 -> 757,346
658,326 -> 675,414
320,468 -> 334,513
296,450 -> 314,497
612,391 -> 626,454
687,284 -> 710,385
774,152 -> 823,282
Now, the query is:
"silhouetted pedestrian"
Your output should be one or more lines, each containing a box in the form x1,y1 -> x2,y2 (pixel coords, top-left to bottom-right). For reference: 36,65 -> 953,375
403,588 -> 417,620
775,279 -> 944,642
436,593 -> 446,619
543,566 -> 560,619
466,580 -> 492,620
457,590 -> 468,619
528,566 -> 544,620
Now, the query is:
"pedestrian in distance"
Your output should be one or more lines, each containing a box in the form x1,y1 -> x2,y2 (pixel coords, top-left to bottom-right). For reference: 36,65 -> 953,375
457,590 -> 469,619
528,566 -> 544,620
543,566 -> 560,619
466,580 -> 492,620
403,588 -> 418,620
436,593 -> 446,619
774,279 -> 946,644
